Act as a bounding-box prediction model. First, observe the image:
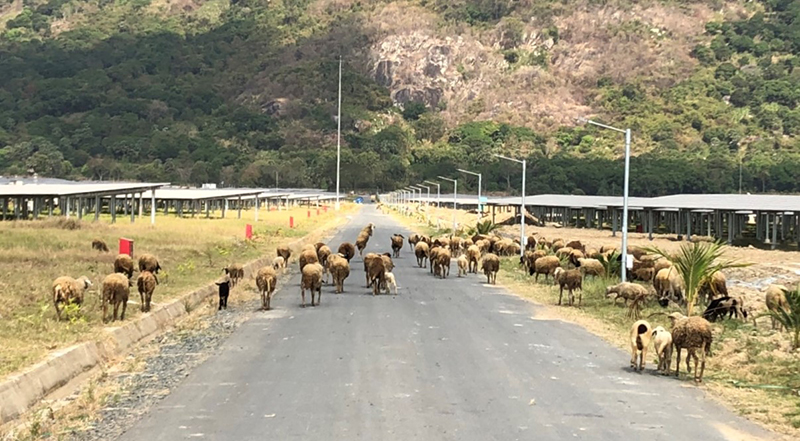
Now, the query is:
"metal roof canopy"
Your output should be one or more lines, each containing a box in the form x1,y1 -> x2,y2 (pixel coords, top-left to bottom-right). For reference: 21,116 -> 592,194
0,182 -> 168,198
141,188 -> 263,201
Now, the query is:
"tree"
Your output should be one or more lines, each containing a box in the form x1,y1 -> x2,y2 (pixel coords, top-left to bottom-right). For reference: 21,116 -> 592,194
402,101 -> 427,121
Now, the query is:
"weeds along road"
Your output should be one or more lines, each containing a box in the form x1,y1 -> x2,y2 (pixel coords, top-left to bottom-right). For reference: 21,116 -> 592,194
117,206 -> 773,441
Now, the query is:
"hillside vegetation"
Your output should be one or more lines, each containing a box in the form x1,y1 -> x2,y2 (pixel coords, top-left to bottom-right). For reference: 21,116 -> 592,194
1,0 -> 800,195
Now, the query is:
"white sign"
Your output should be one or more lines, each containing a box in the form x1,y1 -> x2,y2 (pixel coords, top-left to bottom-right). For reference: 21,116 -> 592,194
626,254 -> 634,270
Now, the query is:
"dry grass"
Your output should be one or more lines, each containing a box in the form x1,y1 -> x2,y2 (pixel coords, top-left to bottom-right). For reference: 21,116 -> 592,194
0,204 -> 357,379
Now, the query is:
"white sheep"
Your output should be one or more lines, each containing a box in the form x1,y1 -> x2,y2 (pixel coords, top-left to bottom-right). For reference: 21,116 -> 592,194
652,326 -> 673,375
457,255 -> 468,277
384,272 -> 398,295
629,319 -> 652,372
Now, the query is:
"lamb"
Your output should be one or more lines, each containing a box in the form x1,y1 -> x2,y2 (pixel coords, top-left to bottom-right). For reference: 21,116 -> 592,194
415,241 -> 430,268
702,296 -> 747,322
355,232 -> 370,257
91,239 -> 109,252
391,234 -> 405,258
216,276 -> 231,310
300,262 -> 324,306
256,266 -> 278,310
114,254 -> 134,279
698,271 -> 728,303
668,312 -> 713,383
572,257 -> 604,278
605,282 -> 649,306
629,319 -> 653,372
136,271 -> 157,313
276,245 -> 292,263
482,253 -> 500,284
365,253 -> 386,295
272,256 -> 286,271
435,248 -> 452,279
554,267 -> 583,306
457,255 -> 468,277
102,273 -> 131,322
467,244 -> 481,273
531,255 -> 560,282
652,326 -> 673,375
338,242 -> 356,262
765,285 -> 791,330
138,253 -> 161,275
299,248 -> 319,272
52,276 -> 92,320
328,253 -> 350,294
223,263 -> 244,287
654,267 -> 685,307
384,272 -> 398,295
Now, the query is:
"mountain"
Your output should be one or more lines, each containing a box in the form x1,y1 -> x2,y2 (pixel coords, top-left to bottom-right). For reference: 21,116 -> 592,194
1,0 -> 799,196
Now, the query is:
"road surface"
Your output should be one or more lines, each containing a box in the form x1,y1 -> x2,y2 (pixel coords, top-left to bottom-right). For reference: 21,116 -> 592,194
117,207 -> 772,440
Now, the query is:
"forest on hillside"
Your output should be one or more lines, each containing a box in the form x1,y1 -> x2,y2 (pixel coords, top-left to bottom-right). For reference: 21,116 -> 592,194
1,0 -> 800,196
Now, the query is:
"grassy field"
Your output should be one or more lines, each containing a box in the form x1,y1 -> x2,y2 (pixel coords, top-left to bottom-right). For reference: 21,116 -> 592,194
0,204 -> 357,379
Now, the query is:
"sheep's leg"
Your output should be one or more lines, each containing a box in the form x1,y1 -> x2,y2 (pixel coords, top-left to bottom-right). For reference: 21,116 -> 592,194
641,345 -> 648,372
630,345 -> 637,369
120,300 -> 127,320
113,301 -> 119,321
54,299 -> 62,321
301,288 -> 306,307
140,290 -> 145,312
675,346 -> 682,377
558,287 -> 563,306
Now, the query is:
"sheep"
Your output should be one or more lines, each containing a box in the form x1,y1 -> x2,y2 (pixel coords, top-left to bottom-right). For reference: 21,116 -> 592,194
328,253 -> 350,294
554,246 -> 573,260
381,253 -> 395,273
223,263 -> 244,287
114,254 -> 134,279
91,239 -> 109,252
384,272 -> 398,295
482,253 -> 500,284
572,257 -> 604,278
102,273 -> 130,322
493,238 -> 513,256
272,256 -> 286,271
355,232 -> 371,257
435,248 -> 451,279
467,244 -> 481,273
586,248 -> 599,259
391,234 -> 405,258
475,239 -> 491,254
551,239 -> 565,251
256,266 -> 278,310
299,248 -> 319,272
526,235 -> 538,250
652,326 -> 673,375
137,271 -> 157,313
216,276 -> 231,310
765,285 -> 791,330
631,267 -> 655,283
360,223 -> 375,237
554,267 -> 583,306
568,249 -> 584,264
415,241 -> 430,268
363,253 -> 380,287
450,236 -> 464,256
702,296 -> 747,322
668,312 -> 713,383
338,242 -> 356,262
698,271 -> 728,303
365,253 -> 386,295
605,282 -> 649,306
300,262 -> 324,306
408,233 -> 420,251
653,258 -> 672,275
429,246 -> 441,275
317,245 -> 332,283
472,233 -> 491,244
654,267 -> 684,307
629,320 -> 653,372
138,253 -> 161,275
457,255 -> 468,277
628,247 -> 647,260
565,240 -> 585,253
276,245 -> 292,263
52,276 -> 92,320
531,256 -> 560,282
314,242 -> 326,253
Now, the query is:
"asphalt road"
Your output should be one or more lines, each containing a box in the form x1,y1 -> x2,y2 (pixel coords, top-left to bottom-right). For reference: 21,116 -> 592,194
117,206 -> 773,441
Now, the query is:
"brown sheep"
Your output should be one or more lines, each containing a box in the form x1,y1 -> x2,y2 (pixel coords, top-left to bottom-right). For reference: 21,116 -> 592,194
391,234 -> 405,258
52,276 -> 92,320
114,254 -> 134,279
137,271 -> 157,313
572,257 -> 604,278
138,253 -> 161,275
653,258 -> 673,275
467,244 -> 481,273
381,253 -> 395,272
450,236 -> 464,256
698,271 -> 728,303
652,326 -> 673,375
554,246 -> 573,260
363,253 -> 380,287
360,223 -> 375,237
256,266 -> 278,310
435,248 -> 451,279
482,253 -> 500,284
223,263 -> 244,287
765,284 -> 791,330
475,239 -> 490,255
554,267 -> 583,306
655,267 -> 684,307
299,248 -> 319,272
355,232 -> 370,257
565,240 -> 585,253
429,246 -> 441,275
317,245 -> 332,283
629,320 -> 653,372
551,239 -> 565,251
276,245 -> 292,263
102,273 -> 131,323
415,242 -> 430,268
532,256 -> 561,282
668,312 -> 713,383
272,256 -> 286,271
408,233 -> 420,251
338,242 -> 356,262
457,255 -> 468,277
525,235 -> 538,250
300,263 -> 324,307
631,267 -> 655,283
605,282 -> 649,306
91,239 -> 109,252
328,254 -> 350,294
366,254 -> 386,295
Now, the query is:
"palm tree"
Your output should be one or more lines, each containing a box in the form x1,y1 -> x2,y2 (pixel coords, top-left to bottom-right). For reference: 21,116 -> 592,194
765,288 -> 800,349
645,241 -> 749,316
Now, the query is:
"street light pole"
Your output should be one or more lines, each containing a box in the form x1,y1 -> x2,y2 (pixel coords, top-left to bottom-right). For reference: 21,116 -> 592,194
424,180 -> 440,209
335,56 -> 342,211
438,176 -> 458,232
579,117 -> 632,282
494,154 -> 526,258
417,184 -> 431,206
457,168 -> 482,226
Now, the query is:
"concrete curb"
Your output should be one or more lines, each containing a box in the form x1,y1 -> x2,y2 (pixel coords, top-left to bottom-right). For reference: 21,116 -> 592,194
0,221 -> 342,425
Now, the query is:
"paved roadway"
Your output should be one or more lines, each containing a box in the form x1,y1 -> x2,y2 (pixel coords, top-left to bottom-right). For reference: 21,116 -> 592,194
118,206 -> 772,441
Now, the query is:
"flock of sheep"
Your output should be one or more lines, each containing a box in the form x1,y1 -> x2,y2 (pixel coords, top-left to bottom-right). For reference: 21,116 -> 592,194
53,239 -> 162,323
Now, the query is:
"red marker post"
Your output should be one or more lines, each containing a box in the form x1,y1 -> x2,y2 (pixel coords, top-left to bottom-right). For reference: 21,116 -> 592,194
289,216 -> 294,228
245,224 -> 253,239
307,210 -> 311,218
